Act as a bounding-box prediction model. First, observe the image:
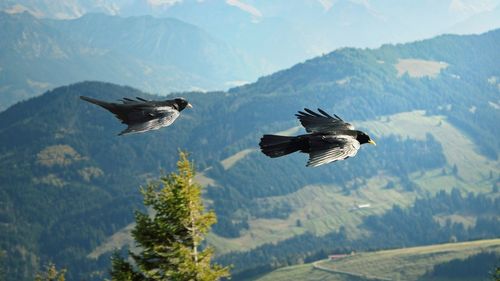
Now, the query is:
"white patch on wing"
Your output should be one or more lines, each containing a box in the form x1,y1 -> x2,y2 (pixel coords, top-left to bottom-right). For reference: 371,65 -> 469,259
307,136 -> 360,167
120,110 -> 180,135
154,106 -> 175,112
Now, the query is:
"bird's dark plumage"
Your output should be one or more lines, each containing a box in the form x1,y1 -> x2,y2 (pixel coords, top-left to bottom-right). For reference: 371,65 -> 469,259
80,96 -> 192,135
259,108 -> 376,167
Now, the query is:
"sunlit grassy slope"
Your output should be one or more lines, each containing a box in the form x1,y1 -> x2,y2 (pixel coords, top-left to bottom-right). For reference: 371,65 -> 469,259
251,239 -> 500,281
359,110 -> 498,186
208,176 -> 415,254
206,111 -> 499,254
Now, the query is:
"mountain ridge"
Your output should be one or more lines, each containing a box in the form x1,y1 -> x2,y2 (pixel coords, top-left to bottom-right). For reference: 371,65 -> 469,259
0,29 -> 499,280
0,11 -> 257,110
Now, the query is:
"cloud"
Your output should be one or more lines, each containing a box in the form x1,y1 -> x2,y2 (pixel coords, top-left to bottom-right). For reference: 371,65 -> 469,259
317,0 -> 334,11
317,0 -> 372,11
226,0 -> 263,18
449,0 -> 499,15
147,0 -> 183,7
349,0 -> 371,9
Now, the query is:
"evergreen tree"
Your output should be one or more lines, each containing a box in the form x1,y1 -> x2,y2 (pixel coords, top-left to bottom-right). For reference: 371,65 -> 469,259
492,266 -> 499,281
34,263 -> 66,281
110,152 -> 229,281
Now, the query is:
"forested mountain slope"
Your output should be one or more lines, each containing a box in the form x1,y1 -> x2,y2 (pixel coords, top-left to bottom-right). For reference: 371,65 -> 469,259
0,30 -> 499,280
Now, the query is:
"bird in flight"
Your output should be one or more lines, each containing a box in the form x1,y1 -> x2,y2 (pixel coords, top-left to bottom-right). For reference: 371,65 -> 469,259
80,96 -> 192,135
259,108 -> 376,167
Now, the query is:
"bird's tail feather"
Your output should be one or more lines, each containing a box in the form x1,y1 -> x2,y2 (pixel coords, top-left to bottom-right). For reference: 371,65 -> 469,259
80,96 -> 113,110
259,135 -> 304,158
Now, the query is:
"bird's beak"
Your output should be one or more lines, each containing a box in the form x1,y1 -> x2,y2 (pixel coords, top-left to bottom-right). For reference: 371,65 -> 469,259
368,139 -> 376,146
187,103 -> 193,109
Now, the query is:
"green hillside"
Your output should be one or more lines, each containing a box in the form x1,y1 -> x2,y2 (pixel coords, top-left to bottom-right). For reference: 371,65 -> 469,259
0,30 -> 499,280
252,239 -> 500,281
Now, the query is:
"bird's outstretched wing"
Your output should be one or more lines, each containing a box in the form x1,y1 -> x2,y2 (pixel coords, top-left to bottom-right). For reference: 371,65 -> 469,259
306,135 -> 360,167
115,99 -> 177,124
296,108 -> 354,133
119,97 -> 153,104
119,107 -> 180,135
120,98 -> 134,104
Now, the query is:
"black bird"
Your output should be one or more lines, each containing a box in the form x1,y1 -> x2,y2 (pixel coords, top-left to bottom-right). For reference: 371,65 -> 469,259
80,96 -> 192,135
259,108 -> 376,167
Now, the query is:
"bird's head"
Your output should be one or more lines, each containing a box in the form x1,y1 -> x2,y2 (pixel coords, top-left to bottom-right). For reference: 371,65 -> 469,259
174,98 -> 193,111
356,131 -> 376,146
